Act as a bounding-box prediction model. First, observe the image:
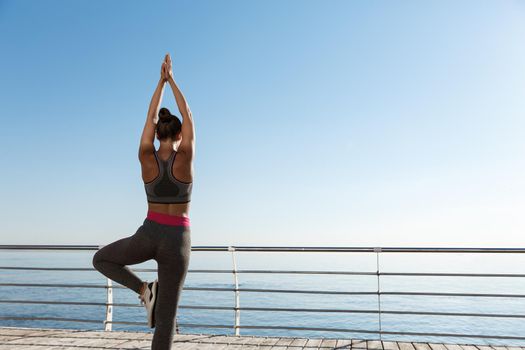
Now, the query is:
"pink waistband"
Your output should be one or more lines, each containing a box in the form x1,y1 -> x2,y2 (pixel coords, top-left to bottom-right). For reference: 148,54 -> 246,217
147,210 -> 190,227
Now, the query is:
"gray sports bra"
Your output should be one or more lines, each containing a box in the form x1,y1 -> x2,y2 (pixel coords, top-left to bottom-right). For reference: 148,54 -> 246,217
144,150 -> 193,204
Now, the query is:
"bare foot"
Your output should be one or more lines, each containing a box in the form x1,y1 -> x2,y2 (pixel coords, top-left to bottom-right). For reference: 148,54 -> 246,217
138,282 -> 148,303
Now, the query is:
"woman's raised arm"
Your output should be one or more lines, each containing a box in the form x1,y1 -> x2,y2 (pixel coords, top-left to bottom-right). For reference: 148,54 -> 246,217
139,60 -> 167,159
165,54 -> 195,158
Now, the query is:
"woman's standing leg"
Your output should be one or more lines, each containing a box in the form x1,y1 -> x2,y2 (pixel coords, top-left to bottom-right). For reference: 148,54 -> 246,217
151,226 -> 191,350
92,221 -> 156,294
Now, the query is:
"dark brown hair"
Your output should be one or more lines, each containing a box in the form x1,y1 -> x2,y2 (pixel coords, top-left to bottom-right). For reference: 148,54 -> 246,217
156,107 -> 182,140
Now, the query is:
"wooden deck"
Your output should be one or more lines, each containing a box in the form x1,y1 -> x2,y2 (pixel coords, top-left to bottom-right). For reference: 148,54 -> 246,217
0,327 -> 522,350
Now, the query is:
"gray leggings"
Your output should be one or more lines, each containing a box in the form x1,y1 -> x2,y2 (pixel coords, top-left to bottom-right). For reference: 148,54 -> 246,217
92,218 -> 191,350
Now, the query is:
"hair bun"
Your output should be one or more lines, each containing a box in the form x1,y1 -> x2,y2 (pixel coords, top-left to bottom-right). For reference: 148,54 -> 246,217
158,107 -> 171,123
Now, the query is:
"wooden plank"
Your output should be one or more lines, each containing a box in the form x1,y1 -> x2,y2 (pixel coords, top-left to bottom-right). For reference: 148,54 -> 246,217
369,340 -> 384,350
306,337 -> 324,348
272,336 -> 298,350
184,342 -> 231,350
353,339 -> 368,349
0,335 -> 22,342
243,335 -> 269,346
335,339 -> 352,348
215,335 -> 249,345
4,336 -> 57,346
175,342 -> 223,350
189,334 -> 234,345
398,342 -> 416,350
167,343 -> 193,350
274,337 -> 296,346
0,346 -> 63,350
320,338 -> 338,348
413,343 -> 432,350
54,330 -> 122,339
177,334 -> 218,344
257,336 -> 281,350
258,337 -> 281,345
208,344 -> 234,350
103,339 -> 141,349
383,341 -> 400,350
290,337 -> 309,347
116,339 -> 154,349
4,335 -> 117,348
111,331 -> 152,340
459,346 -> 478,350
445,345 -> 464,350
73,336 -> 123,347
0,328 -> 48,336
224,335 -> 263,349
174,333 -> 203,340
429,344 -> 448,350
229,345 -> 260,350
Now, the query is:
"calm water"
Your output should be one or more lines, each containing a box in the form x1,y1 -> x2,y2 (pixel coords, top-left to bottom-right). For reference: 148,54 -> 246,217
1,249 -> 525,346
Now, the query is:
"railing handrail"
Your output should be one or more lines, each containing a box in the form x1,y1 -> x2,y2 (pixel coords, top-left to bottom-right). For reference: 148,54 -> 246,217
2,244 -> 525,253
3,283 -> 525,298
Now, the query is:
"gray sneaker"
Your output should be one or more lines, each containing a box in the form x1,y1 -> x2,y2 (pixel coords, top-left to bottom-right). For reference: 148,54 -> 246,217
140,279 -> 158,328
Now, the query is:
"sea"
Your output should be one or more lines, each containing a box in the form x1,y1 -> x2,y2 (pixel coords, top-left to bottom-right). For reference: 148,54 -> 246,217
1,249 -> 525,346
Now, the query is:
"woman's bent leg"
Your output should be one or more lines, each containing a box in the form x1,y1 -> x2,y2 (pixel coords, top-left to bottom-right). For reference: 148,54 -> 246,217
151,226 -> 191,350
92,223 -> 155,294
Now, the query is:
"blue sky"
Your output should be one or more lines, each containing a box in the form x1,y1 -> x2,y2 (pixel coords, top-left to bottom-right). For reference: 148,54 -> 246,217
1,0 -> 524,247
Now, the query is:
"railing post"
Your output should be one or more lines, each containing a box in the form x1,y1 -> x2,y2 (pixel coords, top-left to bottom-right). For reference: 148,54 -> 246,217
104,277 -> 113,331
374,247 -> 382,340
229,246 -> 241,336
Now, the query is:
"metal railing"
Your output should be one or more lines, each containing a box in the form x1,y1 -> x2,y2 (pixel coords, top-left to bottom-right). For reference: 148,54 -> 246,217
1,245 -> 525,344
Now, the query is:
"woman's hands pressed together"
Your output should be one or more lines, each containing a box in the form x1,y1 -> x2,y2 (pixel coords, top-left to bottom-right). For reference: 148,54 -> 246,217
161,53 -> 174,83
160,60 -> 167,83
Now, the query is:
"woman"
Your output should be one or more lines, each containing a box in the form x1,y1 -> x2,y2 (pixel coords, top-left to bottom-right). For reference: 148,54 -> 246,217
92,53 -> 194,350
